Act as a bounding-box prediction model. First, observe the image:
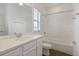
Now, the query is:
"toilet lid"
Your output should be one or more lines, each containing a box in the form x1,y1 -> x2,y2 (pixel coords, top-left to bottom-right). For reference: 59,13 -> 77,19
43,43 -> 52,49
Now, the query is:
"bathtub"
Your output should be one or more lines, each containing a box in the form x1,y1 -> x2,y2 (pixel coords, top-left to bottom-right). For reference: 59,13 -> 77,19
43,37 -> 73,55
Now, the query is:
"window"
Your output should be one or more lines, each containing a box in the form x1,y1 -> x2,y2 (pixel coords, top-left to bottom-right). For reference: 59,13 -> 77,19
33,8 -> 40,32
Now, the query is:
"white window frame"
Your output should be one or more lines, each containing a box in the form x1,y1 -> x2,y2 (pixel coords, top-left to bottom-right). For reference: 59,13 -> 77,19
33,8 -> 40,32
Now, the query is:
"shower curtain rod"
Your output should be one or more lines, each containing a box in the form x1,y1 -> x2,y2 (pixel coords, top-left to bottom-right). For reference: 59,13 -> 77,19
42,9 -> 74,16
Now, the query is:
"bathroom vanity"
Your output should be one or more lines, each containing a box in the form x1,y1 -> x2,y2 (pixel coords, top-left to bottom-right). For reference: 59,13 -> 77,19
0,3 -> 42,56
0,34 -> 43,56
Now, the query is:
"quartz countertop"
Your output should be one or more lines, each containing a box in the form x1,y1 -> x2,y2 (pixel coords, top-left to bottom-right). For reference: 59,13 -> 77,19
0,34 -> 42,55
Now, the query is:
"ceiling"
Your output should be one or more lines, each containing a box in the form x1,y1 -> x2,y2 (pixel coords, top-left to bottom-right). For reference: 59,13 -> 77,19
29,3 -> 73,15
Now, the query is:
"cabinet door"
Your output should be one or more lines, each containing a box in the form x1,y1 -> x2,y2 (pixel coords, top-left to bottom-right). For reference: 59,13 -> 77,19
37,38 -> 43,56
2,47 -> 22,56
23,47 -> 36,56
37,46 -> 42,56
23,40 -> 36,51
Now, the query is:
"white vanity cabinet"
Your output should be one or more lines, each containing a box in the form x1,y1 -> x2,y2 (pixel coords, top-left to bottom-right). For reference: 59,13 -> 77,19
23,38 -> 43,56
1,36 -> 43,56
23,40 -> 37,56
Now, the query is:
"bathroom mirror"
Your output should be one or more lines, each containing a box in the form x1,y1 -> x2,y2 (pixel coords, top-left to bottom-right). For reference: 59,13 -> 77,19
0,3 -> 33,36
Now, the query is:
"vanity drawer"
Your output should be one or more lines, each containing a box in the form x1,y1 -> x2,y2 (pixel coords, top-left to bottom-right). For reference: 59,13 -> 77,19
23,40 -> 36,51
23,47 -> 36,56
2,47 -> 22,56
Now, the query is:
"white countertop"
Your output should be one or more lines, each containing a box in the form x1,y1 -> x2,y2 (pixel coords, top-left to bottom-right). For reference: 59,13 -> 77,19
0,34 -> 42,55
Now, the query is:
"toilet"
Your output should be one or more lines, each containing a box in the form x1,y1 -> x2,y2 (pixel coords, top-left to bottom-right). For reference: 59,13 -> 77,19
43,43 -> 52,56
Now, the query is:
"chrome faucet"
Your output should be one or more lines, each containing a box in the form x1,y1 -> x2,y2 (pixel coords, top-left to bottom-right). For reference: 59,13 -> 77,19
15,32 -> 22,38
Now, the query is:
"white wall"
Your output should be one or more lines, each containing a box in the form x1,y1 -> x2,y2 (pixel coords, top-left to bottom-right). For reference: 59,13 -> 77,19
72,3 -> 79,55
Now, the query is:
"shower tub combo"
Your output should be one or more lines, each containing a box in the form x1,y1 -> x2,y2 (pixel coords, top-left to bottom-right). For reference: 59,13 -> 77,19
43,37 -> 73,55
